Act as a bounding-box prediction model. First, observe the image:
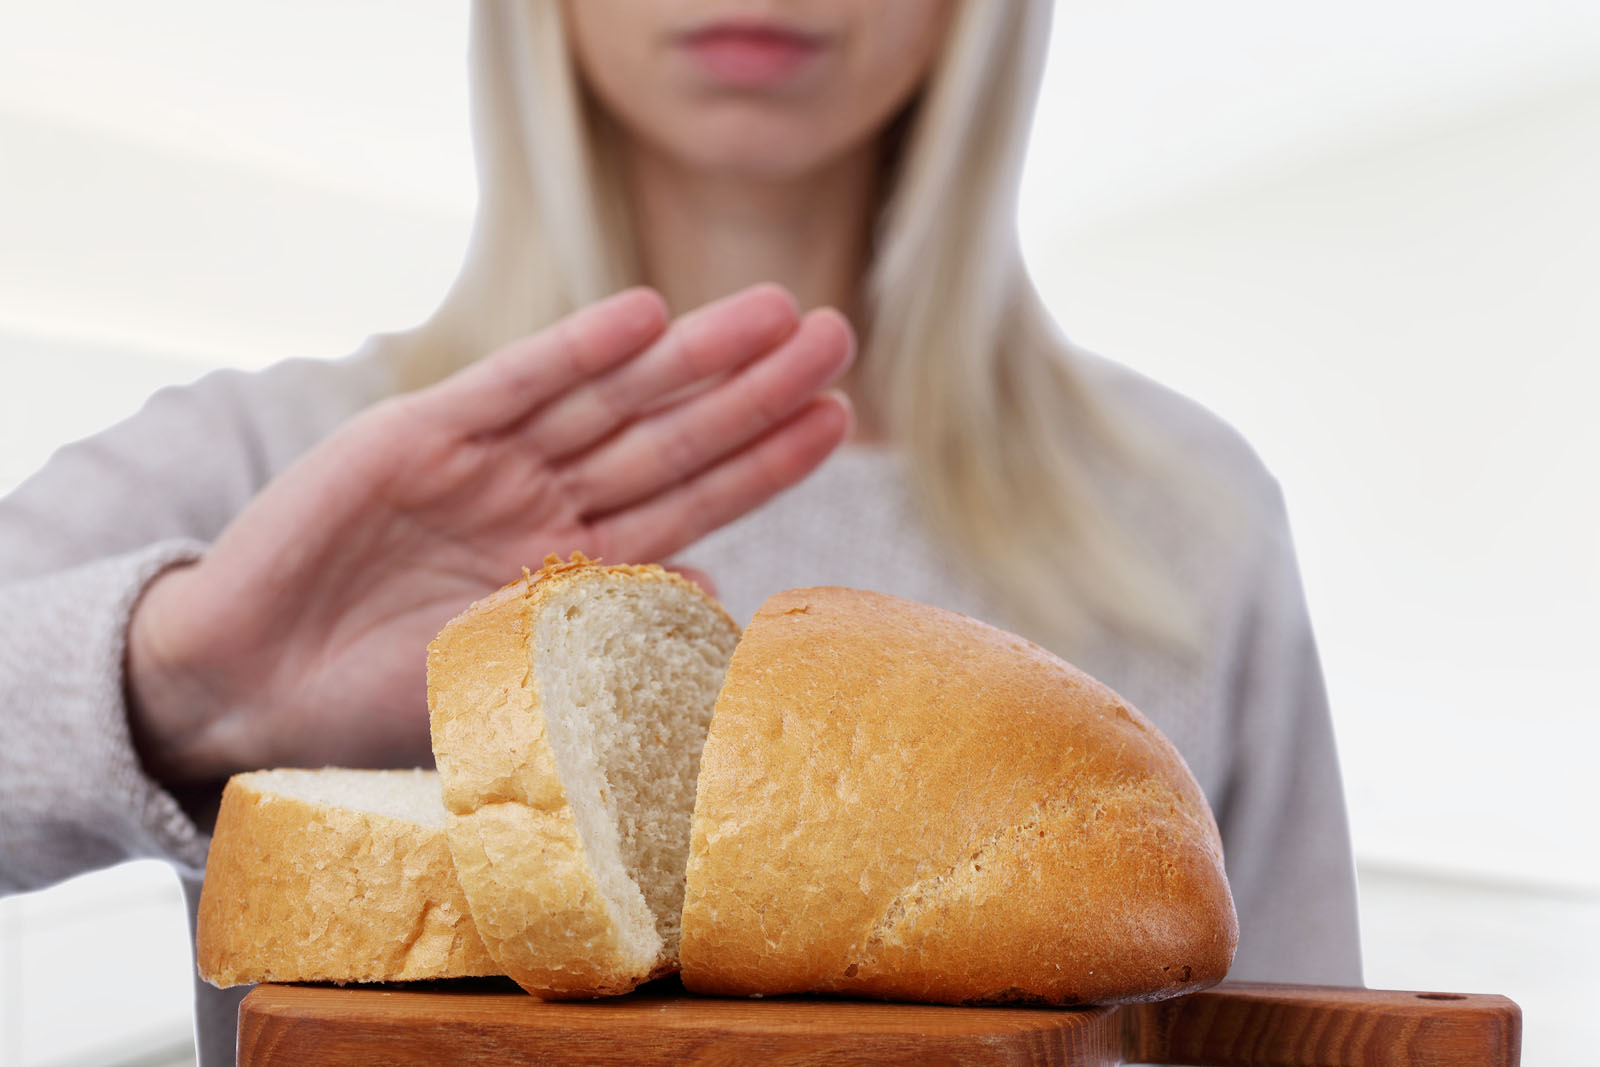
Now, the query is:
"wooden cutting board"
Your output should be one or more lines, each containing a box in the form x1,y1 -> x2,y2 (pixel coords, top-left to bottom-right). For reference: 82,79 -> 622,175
238,977 -> 1520,1066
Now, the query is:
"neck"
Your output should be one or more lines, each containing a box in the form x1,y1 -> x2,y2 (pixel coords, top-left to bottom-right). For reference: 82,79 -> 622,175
619,137 -> 880,330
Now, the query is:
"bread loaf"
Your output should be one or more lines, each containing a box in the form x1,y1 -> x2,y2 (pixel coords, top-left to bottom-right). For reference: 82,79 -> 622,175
202,572 -> 1234,1007
427,555 -> 740,998
196,768 -> 498,987
679,587 -> 1237,1005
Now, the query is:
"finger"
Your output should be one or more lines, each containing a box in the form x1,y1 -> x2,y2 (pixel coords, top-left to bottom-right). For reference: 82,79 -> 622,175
663,563 -> 719,601
563,308 -> 854,515
590,392 -> 853,563
416,287 -> 669,435
521,283 -> 801,460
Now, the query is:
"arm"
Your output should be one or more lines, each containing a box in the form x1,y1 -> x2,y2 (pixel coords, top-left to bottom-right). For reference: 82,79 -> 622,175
0,352 -> 397,891
1215,488 -> 1364,986
3,286 -> 855,891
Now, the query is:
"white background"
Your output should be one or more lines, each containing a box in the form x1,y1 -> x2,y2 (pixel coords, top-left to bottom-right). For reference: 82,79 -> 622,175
2,2 -> 1597,1064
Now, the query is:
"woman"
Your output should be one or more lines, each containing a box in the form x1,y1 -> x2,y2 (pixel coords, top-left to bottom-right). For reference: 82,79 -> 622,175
0,2 -> 1361,1063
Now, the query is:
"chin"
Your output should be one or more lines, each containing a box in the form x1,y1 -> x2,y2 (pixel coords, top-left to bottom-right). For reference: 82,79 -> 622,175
655,112 -> 854,183
692,146 -> 830,182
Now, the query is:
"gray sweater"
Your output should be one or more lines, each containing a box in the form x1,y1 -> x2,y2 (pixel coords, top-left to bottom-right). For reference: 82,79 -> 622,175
0,343 -> 1362,1065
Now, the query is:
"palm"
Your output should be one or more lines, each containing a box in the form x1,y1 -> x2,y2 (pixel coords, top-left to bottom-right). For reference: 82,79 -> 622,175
135,286 -> 853,777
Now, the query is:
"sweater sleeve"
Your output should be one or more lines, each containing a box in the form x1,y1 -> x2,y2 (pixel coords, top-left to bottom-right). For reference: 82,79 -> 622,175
0,348 -> 396,892
0,540 -> 213,889
1215,490 -> 1364,986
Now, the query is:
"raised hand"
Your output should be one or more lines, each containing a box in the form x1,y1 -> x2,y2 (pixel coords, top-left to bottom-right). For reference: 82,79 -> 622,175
126,285 -> 853,782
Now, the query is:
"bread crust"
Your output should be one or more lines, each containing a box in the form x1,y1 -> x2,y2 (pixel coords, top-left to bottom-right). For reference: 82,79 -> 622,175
680,587 -> 1238,1005
195,772 -> 498,987
427,554 -> 734,998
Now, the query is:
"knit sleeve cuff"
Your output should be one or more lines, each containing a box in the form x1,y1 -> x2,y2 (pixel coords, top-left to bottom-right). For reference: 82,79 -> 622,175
0,540 -> 214,891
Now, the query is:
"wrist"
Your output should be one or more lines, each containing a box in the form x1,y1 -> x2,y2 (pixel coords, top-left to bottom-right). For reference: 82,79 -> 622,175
125,563 -> 239,785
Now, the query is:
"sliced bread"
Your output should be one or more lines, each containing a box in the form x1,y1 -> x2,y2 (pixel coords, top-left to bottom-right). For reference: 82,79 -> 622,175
426,555 -> 739,998
196,768 -> 497,987
679,586 -> 1239,1005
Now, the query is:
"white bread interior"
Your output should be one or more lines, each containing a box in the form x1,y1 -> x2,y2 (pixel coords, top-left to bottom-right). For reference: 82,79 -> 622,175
242,766 -> 449,825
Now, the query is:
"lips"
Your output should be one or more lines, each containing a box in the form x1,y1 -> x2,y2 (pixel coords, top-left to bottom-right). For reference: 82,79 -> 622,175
678,22 -> 828,89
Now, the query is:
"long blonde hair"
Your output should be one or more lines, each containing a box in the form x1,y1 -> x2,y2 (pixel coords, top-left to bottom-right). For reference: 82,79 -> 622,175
387,0 -> 1195,651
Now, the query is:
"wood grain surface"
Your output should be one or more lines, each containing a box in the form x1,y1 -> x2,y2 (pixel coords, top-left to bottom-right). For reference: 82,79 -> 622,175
1126,981 -> 1522,1067
237,978 -> 1521,1066
238,977 -> 1122,1066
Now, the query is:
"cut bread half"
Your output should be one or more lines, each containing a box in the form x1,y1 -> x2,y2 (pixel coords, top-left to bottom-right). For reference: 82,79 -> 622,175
680,587 -> 1238,1006
427,555 -> 740,999
196,768 -> 498,987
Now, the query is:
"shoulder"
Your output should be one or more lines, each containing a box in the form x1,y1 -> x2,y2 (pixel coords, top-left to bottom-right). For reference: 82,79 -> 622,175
1070,344 -> 1288,530
1064,344 -> 1304,657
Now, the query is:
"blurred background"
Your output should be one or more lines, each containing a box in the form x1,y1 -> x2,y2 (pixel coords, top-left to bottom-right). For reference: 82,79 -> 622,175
1,1 -> 1596,1064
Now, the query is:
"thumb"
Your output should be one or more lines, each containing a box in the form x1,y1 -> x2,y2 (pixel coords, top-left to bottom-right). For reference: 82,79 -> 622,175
663,562 -> 719,602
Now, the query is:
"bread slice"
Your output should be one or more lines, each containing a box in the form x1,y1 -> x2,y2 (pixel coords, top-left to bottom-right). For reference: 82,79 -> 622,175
426,555 -> 740,998
196,768 -> 498,987
680,587 -> 1238,1006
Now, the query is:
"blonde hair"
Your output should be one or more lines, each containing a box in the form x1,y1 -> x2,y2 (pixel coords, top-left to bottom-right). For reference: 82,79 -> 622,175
387,0 -> 1195,652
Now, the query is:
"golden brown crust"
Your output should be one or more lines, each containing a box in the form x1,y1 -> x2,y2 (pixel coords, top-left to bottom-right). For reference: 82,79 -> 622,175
427,554 -> 734,998
195,773 -> 498,987
679,587 -> 1237,1006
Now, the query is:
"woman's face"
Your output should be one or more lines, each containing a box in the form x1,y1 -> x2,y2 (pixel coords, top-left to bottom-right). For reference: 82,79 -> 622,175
562,0 -> 952,181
